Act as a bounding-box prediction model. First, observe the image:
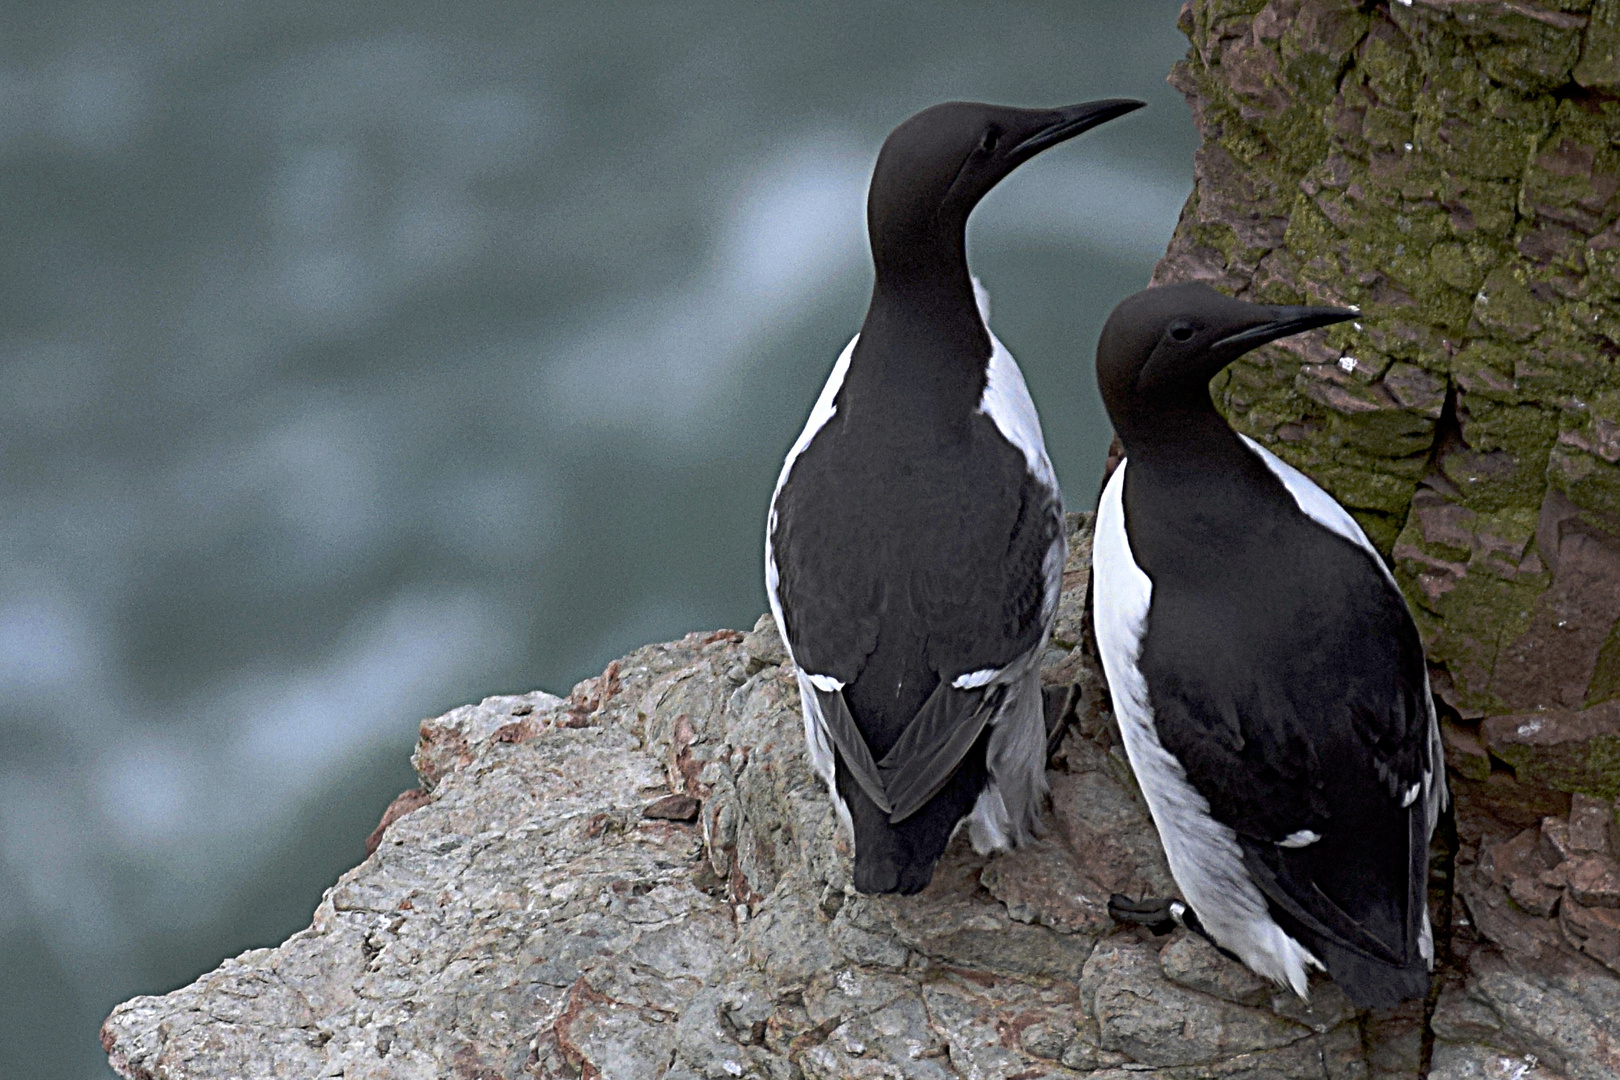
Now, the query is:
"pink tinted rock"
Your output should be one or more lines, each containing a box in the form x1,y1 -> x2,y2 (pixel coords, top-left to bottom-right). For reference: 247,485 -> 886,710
1568,794 -> 1613,854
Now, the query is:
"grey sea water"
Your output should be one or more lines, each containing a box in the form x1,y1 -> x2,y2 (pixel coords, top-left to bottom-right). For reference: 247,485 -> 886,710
0,2 -> 1195,1073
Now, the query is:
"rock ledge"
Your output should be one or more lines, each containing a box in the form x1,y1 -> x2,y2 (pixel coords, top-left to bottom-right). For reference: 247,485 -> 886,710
102,516 -> 1619,1080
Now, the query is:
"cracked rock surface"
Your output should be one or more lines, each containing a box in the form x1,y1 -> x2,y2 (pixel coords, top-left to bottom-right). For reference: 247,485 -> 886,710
1157,0 -> 1620,765
102,516 -> 1620,1079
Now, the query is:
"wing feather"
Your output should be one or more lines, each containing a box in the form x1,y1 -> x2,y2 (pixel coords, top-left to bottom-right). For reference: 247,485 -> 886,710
1237,838 -> 1406,966
812,687 -> 892,814
879,681 -> 999,823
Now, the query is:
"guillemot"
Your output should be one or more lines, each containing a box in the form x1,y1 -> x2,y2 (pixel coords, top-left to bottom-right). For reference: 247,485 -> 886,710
766,98 -> 1143,894
1090,281 -> 1447,1008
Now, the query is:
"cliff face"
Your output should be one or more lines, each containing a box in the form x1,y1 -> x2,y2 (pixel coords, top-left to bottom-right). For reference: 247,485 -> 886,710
1154,0 -> 1620,788
101,517 -> 1620,1080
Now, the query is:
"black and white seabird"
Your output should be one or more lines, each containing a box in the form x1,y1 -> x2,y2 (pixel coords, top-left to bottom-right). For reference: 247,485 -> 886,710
1091,282 -> 1447,1009
766,98 -> 1143,894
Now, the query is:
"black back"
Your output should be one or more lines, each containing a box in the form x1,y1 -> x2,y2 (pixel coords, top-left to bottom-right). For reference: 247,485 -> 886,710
773,381 -> 1060,893
771,99 -> 1140,893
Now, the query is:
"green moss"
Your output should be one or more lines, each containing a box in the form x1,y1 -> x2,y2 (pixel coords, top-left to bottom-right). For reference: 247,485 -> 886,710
1324,406 -> 1435,458
1512,330 -> 1610,403
1177,1 -> 1620,712
1349,508 -> 1405,553
1521,103 -> 1620,223
1587,615 -> 1620,707
1445,400 -> 1558,512
1283,196 -> 1343,262
1359,28 -> 1418,109
1474,504 -> 1539,545
1471,23 -> 1585,94
1472,264 -> 1545,342
1494,736 -> 1620,800
1395,504 -> 1471,565
1548,442 -> 1620,517
1440,175 -> 1520,239
1575,0 -> 1620,90
1454,341 -> 1530,403
1429,241 -> 1493,292
1550,301 -> 1620,358
1221,127 -> 1275,169
1460,400 -> 1558,458
1284,453 -> 1419,515
1425,571 -> 1545,712
1194,0 -> 1271,33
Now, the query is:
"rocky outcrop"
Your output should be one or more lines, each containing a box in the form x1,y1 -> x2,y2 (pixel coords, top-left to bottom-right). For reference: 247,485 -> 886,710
1154,0 -> 1620,752
101,517 -> 1620,1079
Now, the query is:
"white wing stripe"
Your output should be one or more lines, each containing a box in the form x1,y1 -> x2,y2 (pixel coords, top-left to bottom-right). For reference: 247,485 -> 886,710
953,667 -> 1001,689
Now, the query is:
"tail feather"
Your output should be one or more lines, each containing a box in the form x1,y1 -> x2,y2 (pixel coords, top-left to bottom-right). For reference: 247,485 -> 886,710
970,668 -> 1049,852
840,668 -> 1051,894
1236,802 -> 1435,1010
1293,931 -> 1429,1011
842,729 -> 991,895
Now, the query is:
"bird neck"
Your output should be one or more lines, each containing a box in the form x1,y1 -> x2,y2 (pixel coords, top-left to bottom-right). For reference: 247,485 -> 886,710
865,265 -> 986,346
1113,396 -> 1252,475
849,246 -> 991,428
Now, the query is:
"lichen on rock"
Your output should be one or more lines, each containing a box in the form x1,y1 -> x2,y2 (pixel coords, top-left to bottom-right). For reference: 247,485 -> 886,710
1159,0 -> 1620,736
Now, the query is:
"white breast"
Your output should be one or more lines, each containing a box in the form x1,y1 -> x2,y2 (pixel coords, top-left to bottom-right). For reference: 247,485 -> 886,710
1092,461 -> 1321,998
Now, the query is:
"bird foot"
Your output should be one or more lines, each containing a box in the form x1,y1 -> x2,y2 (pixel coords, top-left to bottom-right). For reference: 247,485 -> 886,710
1107,895 -> 1245,964
1042,684 -> 1079,756
1107,893 -> 1183,935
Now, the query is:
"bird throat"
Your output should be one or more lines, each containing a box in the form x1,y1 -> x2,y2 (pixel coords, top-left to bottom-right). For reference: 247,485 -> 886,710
1113,397 -> 1244,468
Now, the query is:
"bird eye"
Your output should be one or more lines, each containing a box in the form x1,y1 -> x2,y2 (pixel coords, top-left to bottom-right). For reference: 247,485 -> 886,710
1168,322 -> 1195,342
980,127 -> 1001,154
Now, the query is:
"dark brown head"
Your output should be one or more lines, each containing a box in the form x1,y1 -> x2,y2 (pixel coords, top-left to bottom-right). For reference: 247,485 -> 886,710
866,98 -> 1143,285
1096,282 -> 1356,448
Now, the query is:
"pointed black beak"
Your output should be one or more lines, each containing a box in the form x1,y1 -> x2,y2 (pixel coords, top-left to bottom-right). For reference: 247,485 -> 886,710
1212,304 -> 1358,357
1009,98 -> 1145,160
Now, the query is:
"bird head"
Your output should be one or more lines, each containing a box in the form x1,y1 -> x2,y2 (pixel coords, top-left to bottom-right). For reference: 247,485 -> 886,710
866,99 -> 1143,279
1096,281 -> 1356,436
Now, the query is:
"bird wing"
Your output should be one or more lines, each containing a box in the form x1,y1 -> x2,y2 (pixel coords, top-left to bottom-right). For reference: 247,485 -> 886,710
1240,435 -> 1446,829
1139,526 -> 1437,966
878,680 -> 1000,822
1234,795 -> 1429,969
875,469 -> 1064,823
805,682 -> 891,814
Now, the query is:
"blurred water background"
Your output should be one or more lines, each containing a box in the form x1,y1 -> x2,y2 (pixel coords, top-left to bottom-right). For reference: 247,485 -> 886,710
0,1 -> 1195,1073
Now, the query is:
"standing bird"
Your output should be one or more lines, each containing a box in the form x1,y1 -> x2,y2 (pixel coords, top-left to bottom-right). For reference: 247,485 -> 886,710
766,98 -> 1143,895
1091,282 -> 1447,1009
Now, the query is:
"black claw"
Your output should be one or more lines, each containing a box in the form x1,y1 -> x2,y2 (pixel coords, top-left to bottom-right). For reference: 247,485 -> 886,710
1108,893 -> 1180,935
1107,895 -> 1248,964
1043,684 -> 1080,757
